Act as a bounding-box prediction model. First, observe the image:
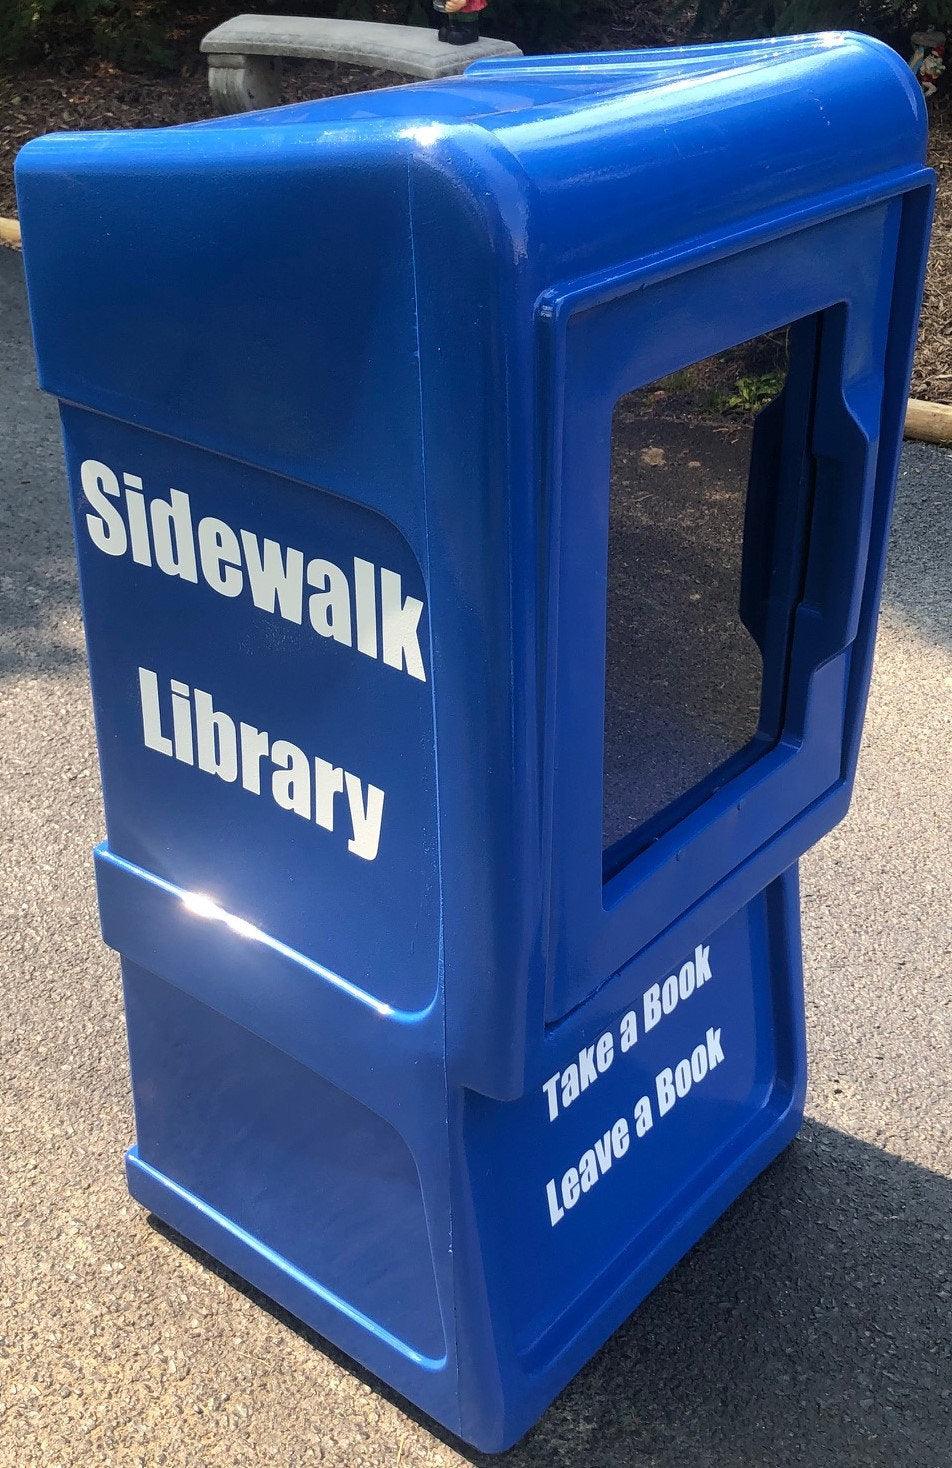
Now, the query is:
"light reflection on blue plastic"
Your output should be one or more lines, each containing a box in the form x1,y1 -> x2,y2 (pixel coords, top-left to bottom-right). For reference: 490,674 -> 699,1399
180,886 -> 397,1015
96,844 -> 439,1021
400,122 -> 449,147
179,887 -> 396,1015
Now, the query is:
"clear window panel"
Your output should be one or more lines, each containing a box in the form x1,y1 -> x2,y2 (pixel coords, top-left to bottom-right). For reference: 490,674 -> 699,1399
603,332 -> 788,860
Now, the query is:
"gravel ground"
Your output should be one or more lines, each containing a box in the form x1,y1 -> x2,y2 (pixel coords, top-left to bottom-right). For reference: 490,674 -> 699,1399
1,243 -> 951,1467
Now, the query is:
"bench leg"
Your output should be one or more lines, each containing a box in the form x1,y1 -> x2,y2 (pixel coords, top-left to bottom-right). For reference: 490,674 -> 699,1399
207,53 -> 282,113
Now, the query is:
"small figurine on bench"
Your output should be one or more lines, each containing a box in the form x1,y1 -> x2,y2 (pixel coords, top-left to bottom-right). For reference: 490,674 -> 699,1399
909,30 -> 945,98
434,0 -> 488,46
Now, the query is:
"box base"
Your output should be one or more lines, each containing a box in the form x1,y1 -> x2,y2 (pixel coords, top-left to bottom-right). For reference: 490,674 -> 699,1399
127,1105 -> 804,1453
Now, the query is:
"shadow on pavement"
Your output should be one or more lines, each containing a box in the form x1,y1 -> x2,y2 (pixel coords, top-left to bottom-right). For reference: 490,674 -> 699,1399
0,246 -> 84,681
884,441 -> 952,655
149,1118 -> 952,1467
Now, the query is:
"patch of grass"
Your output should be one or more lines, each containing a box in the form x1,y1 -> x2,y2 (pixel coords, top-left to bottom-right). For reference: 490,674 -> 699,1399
709,371 -> 786,415
658,365 -> 706,395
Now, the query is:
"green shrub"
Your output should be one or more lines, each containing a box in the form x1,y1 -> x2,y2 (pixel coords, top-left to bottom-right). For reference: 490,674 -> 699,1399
0,0 -> 173,67
0,0 -> 580,68
332,0 -> 581,46
690,0 -> 952,42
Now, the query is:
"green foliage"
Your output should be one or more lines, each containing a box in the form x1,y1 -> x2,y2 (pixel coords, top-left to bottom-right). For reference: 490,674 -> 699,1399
691,0 -> 952,43
0,0 -> 173,67
713,371 -> 786,413
333,0 -> 430,22
331,0 -> 581,47
0,0 -> 580,67
465,0 -> 581,47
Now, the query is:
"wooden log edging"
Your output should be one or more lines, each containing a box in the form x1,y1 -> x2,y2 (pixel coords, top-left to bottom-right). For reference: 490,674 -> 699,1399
905,397 -> 952,446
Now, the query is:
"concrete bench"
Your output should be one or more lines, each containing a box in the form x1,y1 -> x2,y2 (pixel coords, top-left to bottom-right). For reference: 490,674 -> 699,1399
200,15 -> 523,112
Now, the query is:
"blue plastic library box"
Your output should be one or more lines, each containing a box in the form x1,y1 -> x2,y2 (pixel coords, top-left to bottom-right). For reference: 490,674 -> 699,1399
17,33 -> 933,1451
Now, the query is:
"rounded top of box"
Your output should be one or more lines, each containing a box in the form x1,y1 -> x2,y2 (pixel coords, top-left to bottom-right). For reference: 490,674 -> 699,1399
14,32 -> 931,476
159,32 -> 930,281
188,30 -> 927,164
18,35 -> 927,261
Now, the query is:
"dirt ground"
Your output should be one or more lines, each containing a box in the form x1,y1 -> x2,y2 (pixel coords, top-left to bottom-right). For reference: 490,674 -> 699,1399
0,41 -> 949,402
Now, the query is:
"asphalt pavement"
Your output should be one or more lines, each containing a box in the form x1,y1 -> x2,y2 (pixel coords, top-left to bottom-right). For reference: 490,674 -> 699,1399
1,242 -> 950,1467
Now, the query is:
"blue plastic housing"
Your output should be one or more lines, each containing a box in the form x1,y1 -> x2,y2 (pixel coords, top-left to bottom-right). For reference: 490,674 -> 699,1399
17,34 -> 933,1451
